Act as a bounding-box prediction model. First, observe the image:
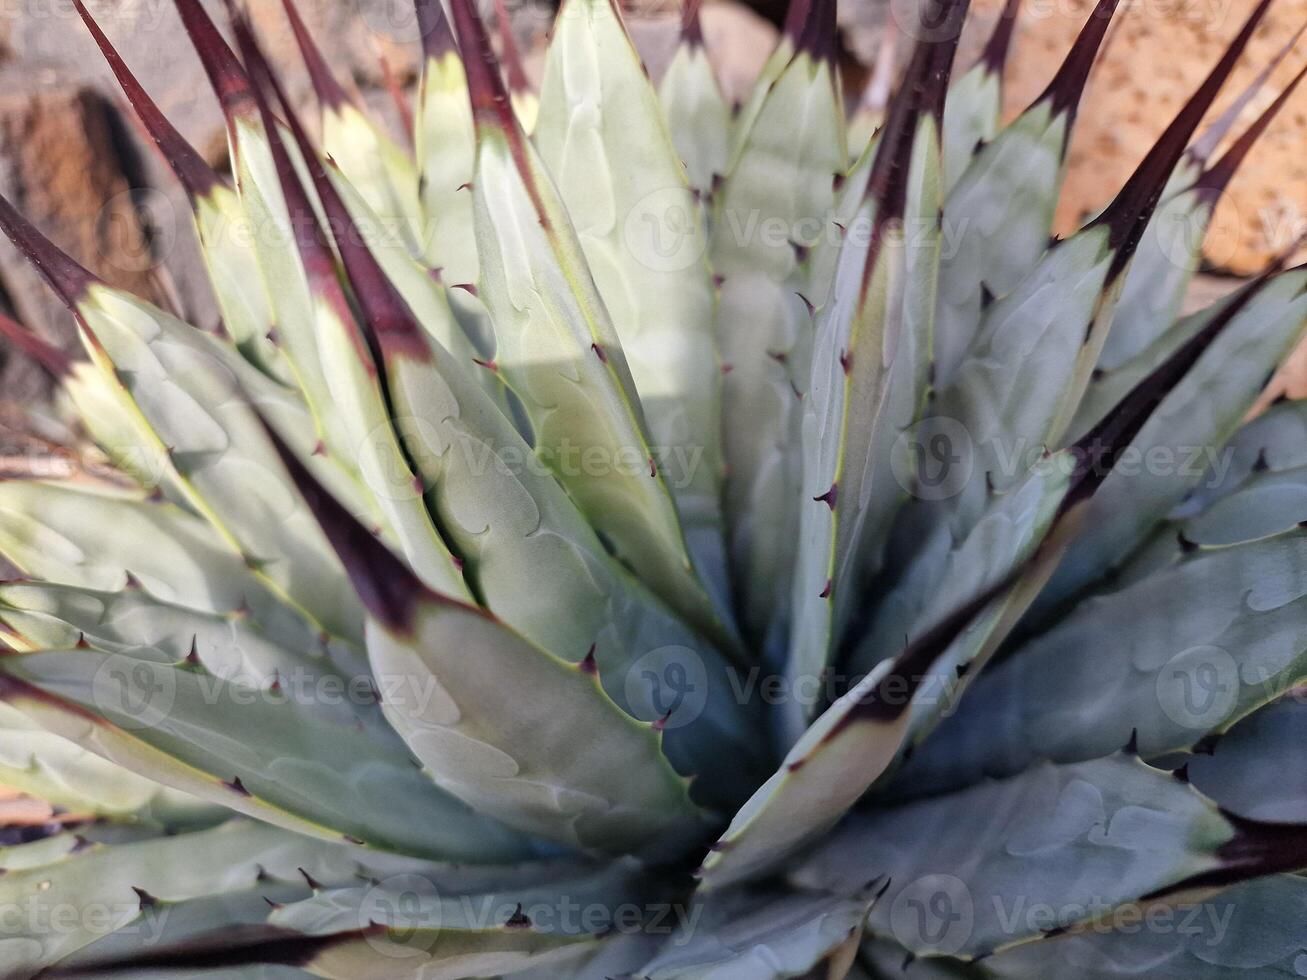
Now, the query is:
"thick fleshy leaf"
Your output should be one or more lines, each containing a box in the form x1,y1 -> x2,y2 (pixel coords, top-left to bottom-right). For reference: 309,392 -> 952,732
935,0 -> 1273,542
279,0 -> 424,257
700,472 -> 1067,890
449,0 -> 729,651
980,875 -> 1307,979
1177,397 -> 1307,546
847,454 -> 1069,676
635,890 -> 871,980
54,887 -> 318,980
1092,188 -> 1212,375
0,819 -> 430,976
190,184 -> 292,382
808,136 -> 879,312
893,527 -> 1307,798
1096,462 -> 1307,595
71,284 -> 368,639
0,480 -> 351,658
1070,282 -> 1231,442
790,755 -> 1287,958
787,0 -> 965,738
723,0 -> 811,170
0,822 -> 280,972
932,0 -> 1119,388
1,577 -> 314,667
72,0 -> 288,384
0,650 -> 537,862
0,699 -> 210,821
1100,64 -> 1307,376
0,480 -> 238,611
709,1 -> 846,657
0,579 -> 373,740
0,831 -> 133,875
1187,694 -> 1307,823
1036,264 -> 1307,619
658,0 -> 730,197
0,314 -> 173,495
172,0 -> 351,456
413,0 -> 494,358
366,588 -> 707,858
50,858 -> 667,980
254,861 -> 648,979
535,0 -> 730,620
412,2 -> 468,257
940,0 -> 1020,194
262,415 -> 709,857
346,233 -> 770,810
232,26 -> 469,601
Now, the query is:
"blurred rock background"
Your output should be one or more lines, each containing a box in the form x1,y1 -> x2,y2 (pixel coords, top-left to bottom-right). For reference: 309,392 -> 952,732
0,0 -> 1305,468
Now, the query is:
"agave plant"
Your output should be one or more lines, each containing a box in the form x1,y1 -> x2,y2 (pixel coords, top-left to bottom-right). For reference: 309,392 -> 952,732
3,0 -> 1307,973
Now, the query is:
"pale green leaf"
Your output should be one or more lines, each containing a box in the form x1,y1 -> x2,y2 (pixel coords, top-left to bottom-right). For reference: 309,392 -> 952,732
365,590 -> 709,857
709,46 -> 846,655
320,104 -> 424,260
932,101 -> 1069,387
534,0 -> 729,619
265,862 -> 646,979
0,699 -> 208,821
980,876 -> 1307,979
894,528 -> 1307,798
74,284 -> 372,640
636,890 -> 870,980
0,649 -> 538,862
382,323 -> 771,810
791,756 -> 1239,958
1177,397 -> 1307,546
1096,186 -> 1213,374
1037,266 -> 1307,617
659,33 -> 731,197
789,109 -> 944,737
1188,695 -> 1307,823
193,184 -> 289,382
0,480 -> 358,658
940,63 -> 1002,195
0,819 -> 387,974
468,91 -> 726,651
